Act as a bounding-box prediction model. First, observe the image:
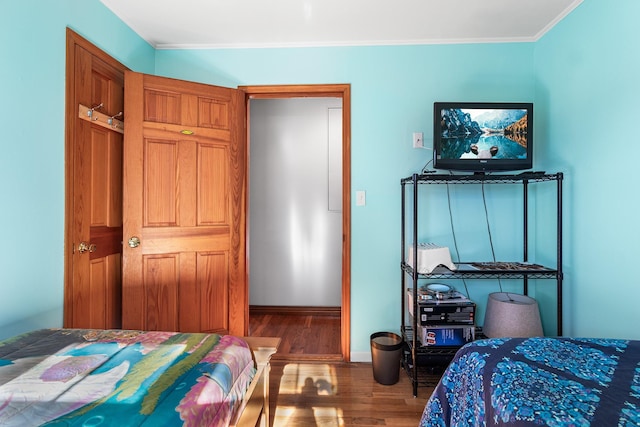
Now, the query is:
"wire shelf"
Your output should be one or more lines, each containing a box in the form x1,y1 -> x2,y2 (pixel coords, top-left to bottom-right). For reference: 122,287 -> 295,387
401,172 -> 562,185
401,262 -> 559,280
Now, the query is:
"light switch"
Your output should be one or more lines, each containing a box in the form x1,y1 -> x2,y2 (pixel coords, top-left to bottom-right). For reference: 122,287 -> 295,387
356,190 -> 366,206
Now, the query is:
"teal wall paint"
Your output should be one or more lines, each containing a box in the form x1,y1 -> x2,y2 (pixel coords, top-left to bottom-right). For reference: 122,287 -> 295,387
0,1 -> 154,340
156,44 -> 538,355
534,0 -> 640,338
2,0 -> 637,353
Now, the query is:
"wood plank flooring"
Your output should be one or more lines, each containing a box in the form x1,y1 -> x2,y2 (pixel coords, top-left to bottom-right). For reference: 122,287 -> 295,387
250,311 -> 435,426
249,310 -> 341,357
267,361 -> 432,427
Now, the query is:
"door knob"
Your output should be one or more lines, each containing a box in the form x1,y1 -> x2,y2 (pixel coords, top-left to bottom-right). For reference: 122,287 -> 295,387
128,236 -> 141,248
77,242 -> 98,254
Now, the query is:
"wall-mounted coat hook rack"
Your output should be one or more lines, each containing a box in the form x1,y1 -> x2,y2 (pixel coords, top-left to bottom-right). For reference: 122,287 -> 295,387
78,103 -> 124,134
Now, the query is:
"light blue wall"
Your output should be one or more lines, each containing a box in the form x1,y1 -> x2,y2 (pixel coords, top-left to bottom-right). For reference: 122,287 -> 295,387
0,1 -> 154,340
534,0 -> 640,338
155,44 -> 538,357
2,0 -> 637,354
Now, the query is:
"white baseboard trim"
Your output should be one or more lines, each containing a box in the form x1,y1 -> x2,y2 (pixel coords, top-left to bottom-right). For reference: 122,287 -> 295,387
350,351 -> 372,362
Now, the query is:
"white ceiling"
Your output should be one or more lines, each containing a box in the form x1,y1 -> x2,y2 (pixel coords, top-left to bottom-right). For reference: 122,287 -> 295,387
100,0 -> 583,50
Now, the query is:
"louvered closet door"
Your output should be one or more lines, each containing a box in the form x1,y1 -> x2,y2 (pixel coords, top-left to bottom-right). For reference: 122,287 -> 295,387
122,71 -> 246,335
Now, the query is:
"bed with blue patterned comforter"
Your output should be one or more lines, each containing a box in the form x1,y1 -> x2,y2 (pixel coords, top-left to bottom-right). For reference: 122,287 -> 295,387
0,329 -> 256,426
420,337 -> 640,426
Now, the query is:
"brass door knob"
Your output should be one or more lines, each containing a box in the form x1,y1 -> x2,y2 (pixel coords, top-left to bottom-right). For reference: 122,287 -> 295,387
128,236 -> 141,248
77,242 -> 98,254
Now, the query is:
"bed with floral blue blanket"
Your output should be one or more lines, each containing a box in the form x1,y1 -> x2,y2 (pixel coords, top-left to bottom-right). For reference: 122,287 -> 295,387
0,329 -> 261,426
420,337 -> 640,426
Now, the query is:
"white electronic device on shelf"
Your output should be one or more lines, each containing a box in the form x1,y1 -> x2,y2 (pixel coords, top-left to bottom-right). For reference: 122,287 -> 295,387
407,243 -> 456,274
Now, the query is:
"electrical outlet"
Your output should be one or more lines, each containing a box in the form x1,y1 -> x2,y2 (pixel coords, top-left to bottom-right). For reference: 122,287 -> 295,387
413,132 -> 424,148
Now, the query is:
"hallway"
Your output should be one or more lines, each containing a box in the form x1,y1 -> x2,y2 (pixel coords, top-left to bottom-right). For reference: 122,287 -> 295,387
249,309 -> 341,359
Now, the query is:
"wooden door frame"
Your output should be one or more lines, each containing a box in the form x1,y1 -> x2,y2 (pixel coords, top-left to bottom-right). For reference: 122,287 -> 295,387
240,84 -> 351,361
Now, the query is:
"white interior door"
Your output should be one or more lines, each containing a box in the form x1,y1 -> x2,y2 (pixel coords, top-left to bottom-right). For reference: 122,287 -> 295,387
249,98 -> 342,306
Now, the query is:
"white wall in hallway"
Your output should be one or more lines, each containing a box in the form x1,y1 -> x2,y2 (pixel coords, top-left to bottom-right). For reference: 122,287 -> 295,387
249,98 -> 343,307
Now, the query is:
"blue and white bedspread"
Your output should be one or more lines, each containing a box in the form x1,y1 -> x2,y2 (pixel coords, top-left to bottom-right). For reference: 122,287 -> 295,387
420,337 -> 640,426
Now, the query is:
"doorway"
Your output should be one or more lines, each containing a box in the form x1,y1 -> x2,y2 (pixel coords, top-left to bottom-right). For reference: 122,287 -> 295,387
242,85 -> 351,361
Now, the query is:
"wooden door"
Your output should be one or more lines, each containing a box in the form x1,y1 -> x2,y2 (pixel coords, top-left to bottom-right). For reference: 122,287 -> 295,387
64,30 -> 126,329
122,71 -> 247,335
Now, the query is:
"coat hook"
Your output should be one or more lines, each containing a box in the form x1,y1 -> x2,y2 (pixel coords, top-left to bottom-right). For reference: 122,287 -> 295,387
108,112 -> 123,126
87,103 -> 104,119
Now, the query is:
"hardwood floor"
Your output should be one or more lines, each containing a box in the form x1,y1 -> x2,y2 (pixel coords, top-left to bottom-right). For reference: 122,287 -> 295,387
267,361 -> 432,427
250,311 -> 437,426
249,309 -> 341,358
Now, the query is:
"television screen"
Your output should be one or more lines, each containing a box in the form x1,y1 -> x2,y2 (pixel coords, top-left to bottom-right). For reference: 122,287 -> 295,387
433,102 -> 533,172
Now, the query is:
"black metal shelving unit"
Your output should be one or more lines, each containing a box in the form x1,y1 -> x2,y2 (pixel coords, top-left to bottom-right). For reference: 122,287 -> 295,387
400,172 -> 563,397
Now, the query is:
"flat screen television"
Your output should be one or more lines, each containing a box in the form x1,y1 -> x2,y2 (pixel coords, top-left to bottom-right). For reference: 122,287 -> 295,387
433,102 -> 533,172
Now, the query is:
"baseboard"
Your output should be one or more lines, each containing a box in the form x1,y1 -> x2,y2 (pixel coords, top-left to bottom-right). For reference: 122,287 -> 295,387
350,351 -> 372,363
249,305 -> 341,317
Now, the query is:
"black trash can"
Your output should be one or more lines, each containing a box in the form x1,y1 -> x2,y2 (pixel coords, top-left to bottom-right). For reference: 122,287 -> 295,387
370,332 -> 404,385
